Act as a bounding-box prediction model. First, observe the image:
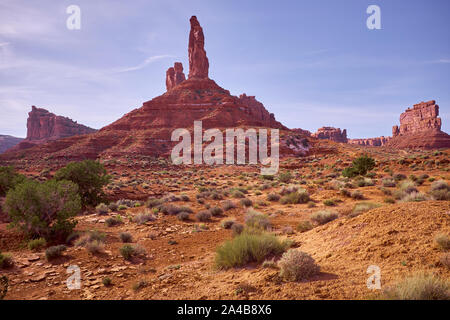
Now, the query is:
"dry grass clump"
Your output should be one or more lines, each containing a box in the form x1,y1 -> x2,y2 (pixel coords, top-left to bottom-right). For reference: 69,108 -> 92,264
196,210 -> 212,222
434,233 -> 450,251
429,180 -> 450,200
280,190 -> 310,205
244,209 -> 271,230
310,210 -> 338,225
348,202 -> 381,218
278,249 -> 320,281
382,273 -> 449,300
215,232 -> 290,269
297,220 -> 314,233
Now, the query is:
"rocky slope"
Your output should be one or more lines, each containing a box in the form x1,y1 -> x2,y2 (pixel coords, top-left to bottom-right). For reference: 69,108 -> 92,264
0,135 -> 23,154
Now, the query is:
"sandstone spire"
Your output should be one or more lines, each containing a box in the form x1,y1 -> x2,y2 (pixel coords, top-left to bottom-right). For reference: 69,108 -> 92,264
166,62 -> 186,91
188,16 -> 209,79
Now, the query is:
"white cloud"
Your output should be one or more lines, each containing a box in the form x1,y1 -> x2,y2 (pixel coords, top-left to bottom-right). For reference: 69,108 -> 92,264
112,55 -> 173,73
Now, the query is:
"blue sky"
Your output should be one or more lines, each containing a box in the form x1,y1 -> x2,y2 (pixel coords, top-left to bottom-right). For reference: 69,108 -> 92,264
0,0 -> 449,138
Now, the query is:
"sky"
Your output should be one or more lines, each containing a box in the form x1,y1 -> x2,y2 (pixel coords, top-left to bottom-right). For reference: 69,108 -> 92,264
0,0 -> 449,139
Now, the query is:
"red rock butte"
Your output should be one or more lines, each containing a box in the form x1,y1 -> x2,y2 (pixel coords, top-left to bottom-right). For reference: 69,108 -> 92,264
1,16 -> 296,161
7,106 -> 96,153
387,100 -> 450,149
312,127 -> 348,143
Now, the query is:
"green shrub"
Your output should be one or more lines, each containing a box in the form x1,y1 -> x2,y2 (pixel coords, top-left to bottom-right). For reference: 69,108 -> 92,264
120,244 -> 145,260
278,172 -> 292,183
0,166 -> 26,197
434,233 -> 450,251
310,210 -> 338,225
342,155 -> 376,178
297,220 -> 313,233
27,238 -> 47,251
105,215 -> 123,227
322,199 -> 336,206
45,245 -> 67,260
5,179 -> 80,241
54,160 -> 110,207
351,190 -> 364,200
382,178 -> 396,187
0,252 -> 13,269
401,192 -> 428,202
382,273 -> 449,300
215,232 -> 289,269
278,249 -> 320,281
102,277 -> 112,287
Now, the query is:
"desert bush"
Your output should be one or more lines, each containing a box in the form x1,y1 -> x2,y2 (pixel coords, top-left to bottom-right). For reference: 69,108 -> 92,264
297,220 -> 313,233
384,197 -> 395,204
231,223 -> 244,236
382,178 -> 396,187
440,253 -> 450,269
0,252 -> 13,269
434,233 -> 450,251
196,210 -> 212,222
342,155 -> 376,178
95,203 -> 109,215
45,245 -> 67,260
209,207 -> 223,217
232,190 -> 245,198
0,166 -> 26,197
280,190 -> 310,205
222,200 -> 237,211
221,219 -> 235,229
278,249 -> 320,281
5,179 -> 80,241
322,199 -> 336,206
245,209 -> 270,230
279,185 -> 298,196
146,198 -> 164,208
430,180 -> 450,191
108,202 -> 118,211
102,277 -> 112,287
120,244 -> 145,260
393,173 -> 407,181
267,193 -> 280,202
278,172 -> 292,183
399,181 -> 418,194
133,280 -> 148,292
119,232 -> 133,243
310,210 -> 338,225
382,273 -> 449,300
351,190 -> 364,200
349,202 -> 381,218
86,240 -> 104,254
27,238 -> 47,251
240,198 -> 253,207
105,215 -> 123,227
133,211 -> 156,224
177,211 -> 190,221
215,232 -> 289,269
430,189 -> 450,200
54,160 -> 110,207
400,192 -> 428,202
340,188 -> 351,197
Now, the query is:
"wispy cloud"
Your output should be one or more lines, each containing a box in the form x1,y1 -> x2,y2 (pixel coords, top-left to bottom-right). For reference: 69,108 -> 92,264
112,55 -> 173,73
427,59 -> 450,64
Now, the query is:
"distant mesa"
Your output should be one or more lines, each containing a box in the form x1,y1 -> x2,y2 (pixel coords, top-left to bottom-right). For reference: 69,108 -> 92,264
312,127 -> 348,143
8,106 -> 96,152
0,135 -> 23,154
348,136 -> 390,147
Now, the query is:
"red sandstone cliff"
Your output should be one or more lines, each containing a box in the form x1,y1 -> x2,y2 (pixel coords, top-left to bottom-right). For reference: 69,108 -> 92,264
348,136 -> 390,147
312,127 -> 347,143
8,106 -> 96,152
